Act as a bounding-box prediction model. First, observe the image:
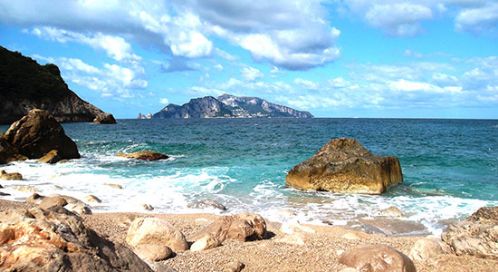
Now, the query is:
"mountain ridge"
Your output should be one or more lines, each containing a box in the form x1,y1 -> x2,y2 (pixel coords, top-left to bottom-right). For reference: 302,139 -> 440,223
152,94 -> 313,119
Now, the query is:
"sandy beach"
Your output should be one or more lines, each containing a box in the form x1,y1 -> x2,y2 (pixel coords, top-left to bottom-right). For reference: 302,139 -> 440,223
1,199 -> 496,272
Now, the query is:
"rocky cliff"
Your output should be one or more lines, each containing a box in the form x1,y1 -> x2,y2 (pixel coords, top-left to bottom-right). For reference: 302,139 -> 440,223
0,46 -> 110,124
153,94 -> 313,119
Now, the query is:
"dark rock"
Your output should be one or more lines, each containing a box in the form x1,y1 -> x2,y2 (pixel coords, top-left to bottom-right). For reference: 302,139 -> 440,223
117,150 -> 169,161
442,206 -> 498,259
339,245 -> 416,272
0,46 -> 112,124
2,109 -> 80,159
153,94 -> 313,119
0,138 -> 26,164
93,113 -> 117,124
286,138 -> 403,194
0,207 -> 152,271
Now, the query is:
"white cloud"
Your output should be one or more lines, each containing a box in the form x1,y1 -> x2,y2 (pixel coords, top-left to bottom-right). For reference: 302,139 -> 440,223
455,2 -> 498,32
365,3 -> 433,36
241,67 -> 263,81
294,78 -> 319,90
160,98 -> 169,105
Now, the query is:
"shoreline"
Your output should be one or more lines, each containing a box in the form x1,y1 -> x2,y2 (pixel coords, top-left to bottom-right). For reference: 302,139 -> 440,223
1,198 -> 497,271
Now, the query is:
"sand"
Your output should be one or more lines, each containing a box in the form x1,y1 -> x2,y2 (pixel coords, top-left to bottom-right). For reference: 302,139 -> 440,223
1,199 -> 497,271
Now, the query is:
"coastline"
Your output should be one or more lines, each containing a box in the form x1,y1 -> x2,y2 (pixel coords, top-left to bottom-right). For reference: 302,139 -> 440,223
1,198 -> 496,271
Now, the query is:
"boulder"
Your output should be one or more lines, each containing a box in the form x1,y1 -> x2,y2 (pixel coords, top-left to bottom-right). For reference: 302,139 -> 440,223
0,138 -> 26,164
193,213 -> 267,243
339,245 -> 416,272
39,196 -> 68,210
85,195 -> 102,203
190,233 -> 222,251
38,149 -> 62,164
134,244 -> 172,262
2,109 -> 80,160
126,217 -> 189,252
117,150 -> 169,161
28,193 -> 92,215
143,203 -> 154,211
409,238 -> 444,262
0,207 -> 152,271
93,113 -> 117,124
442,206 -> 498,259
0,170 -> 23,180
286,138 -> 403,194
380,206 -> 404,217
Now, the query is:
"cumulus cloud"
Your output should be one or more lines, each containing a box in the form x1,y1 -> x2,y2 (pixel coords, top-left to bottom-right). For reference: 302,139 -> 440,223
241,67 -> 263,81
160,98 -> 169,105
455,2 -> 498,33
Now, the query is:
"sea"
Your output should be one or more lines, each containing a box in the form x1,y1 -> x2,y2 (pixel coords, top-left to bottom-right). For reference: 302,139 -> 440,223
1,118 -> 497,235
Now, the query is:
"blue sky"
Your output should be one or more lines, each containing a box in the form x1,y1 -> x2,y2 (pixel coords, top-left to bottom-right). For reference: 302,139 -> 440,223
1,1 -> 497,118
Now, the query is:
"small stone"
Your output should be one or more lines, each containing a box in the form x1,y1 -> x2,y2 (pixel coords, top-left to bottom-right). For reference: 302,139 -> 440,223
39,196 -> 68,210
38,149 -> 62,164
339,245 -> 416,272
105,183 -> 123,189
188,199 -> 227,211
409,237 -> 444,262
380,206 -> 404,217
0,170 -> 23,180
224,261 -> 245,272
190,234 -> 222,251
143,204 -> 154,211
0,192 -> 10,196
85,195 -> 102,203
117,150 -> 168,161
134,244 -> 172,262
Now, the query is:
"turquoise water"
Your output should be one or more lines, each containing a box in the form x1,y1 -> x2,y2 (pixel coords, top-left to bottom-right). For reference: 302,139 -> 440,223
2,118 -> 498,234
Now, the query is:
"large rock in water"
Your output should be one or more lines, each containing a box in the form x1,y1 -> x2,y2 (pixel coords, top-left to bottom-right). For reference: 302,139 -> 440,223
442,206 -> 498,259
0,138 -> 26,164
286,138 -> 403,194
93,113 -> 117,124
0,207 -> 152,271
2,109 -> 80,159
0,46 -> 110,125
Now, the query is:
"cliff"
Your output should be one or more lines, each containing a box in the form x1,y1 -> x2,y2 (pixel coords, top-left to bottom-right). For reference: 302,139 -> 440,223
0,46 -> 109,124
153,94 -> 313,119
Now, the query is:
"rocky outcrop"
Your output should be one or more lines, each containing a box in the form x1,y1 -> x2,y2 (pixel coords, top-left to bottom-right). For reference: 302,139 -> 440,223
2,109 -> 80,160
0,207 -> 152,271
286,138 -> 403,194
339,245 -> 416,272
126,217 -> 189,253
0,46 -> 112,124
0,170 -> 23,180
117,150 -> 169,161
38,149 -> 62,164
0,138 -> 26,164
442,206 -> 498,259
93,113 -> 117,124
192,213 -> 267,246
153,94 -> 313,119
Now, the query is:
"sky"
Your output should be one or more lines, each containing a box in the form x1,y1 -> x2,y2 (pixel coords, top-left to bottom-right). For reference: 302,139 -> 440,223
0,0 -> 497,119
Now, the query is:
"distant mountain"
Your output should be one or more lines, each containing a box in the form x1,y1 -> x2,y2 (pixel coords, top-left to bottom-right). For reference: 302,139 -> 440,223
0,46 -> 111,124
153,94 -> 313,119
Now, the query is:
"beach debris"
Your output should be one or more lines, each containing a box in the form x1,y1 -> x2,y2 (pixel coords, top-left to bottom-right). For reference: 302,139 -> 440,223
0,170 -> 23,180
409,237 -> 445,262
380,206 -> 404,217
442,206 -> 498,259
38,149 -> 62,164
224,261 -> 245,272
190,233 -> 222,251
193,213 -> 267,244
0,207 -> 152,271
2,109 -> 80,160
134,244 -> 172,262
339,245 -> 416,272
188,199 -> 227,211
126,217 -> 189,253
85,194 -> 102,203
117,150 -> 169,161
93,113 -> 117,124
286,138 -> 403,194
